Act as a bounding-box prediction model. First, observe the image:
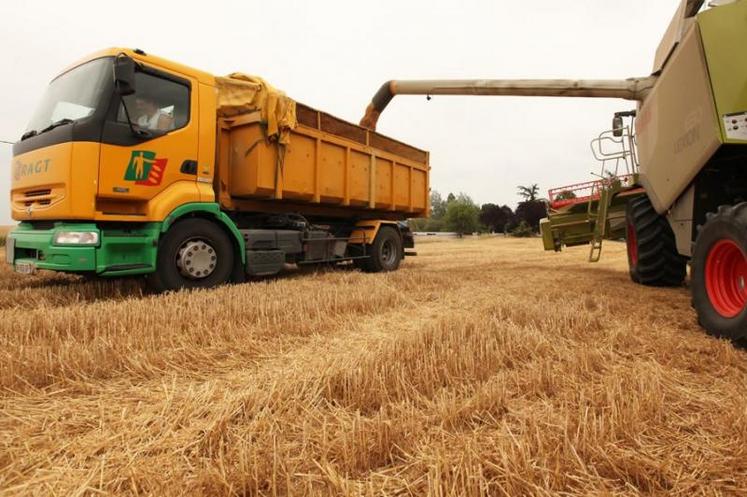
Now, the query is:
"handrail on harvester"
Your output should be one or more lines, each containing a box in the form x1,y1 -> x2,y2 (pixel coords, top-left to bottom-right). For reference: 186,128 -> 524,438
548,174 -> 637,210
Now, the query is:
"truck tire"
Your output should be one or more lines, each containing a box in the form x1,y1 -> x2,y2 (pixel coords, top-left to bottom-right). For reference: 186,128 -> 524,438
360,226 -> 402,273
691,203 -> 747,341
148,218 -> 235,292
624,196 -> 686,286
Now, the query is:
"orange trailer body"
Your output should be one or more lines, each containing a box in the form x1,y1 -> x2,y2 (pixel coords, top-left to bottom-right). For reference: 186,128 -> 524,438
217,104 -> 429,221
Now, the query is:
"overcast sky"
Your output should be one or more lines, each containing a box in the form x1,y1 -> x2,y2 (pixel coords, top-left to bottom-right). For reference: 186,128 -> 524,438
0,0 -> 684,224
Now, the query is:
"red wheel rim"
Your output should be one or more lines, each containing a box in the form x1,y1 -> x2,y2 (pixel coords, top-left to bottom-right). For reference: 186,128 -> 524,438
705,239 -> 747,318
626,222 -> 638,267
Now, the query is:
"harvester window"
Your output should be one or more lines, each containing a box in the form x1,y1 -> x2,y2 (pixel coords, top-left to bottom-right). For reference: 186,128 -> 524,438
117,71 -> 189,133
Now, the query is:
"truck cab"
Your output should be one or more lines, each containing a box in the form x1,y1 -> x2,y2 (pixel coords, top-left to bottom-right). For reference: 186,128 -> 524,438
13,50 -> 215,222
9,49 -> 219,280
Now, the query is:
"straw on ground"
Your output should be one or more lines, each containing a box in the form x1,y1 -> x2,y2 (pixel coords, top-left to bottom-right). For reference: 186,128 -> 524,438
0,237 -> 745,496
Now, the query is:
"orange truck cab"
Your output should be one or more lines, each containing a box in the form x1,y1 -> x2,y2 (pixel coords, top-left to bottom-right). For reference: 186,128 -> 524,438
7,48 -> 429,290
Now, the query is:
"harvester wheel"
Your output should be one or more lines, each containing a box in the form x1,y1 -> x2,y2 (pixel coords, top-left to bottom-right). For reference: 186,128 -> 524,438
691,203 -> 747,341
148,218 -> 234,292
624,196 -> 686,286
359,226 -> 402,273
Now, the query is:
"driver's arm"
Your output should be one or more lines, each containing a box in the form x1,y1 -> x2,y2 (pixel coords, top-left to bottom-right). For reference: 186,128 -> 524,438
156,113 -> 175,131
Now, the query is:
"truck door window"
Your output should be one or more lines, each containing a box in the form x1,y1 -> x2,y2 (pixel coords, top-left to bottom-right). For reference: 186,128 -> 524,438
117,71 -> 190,133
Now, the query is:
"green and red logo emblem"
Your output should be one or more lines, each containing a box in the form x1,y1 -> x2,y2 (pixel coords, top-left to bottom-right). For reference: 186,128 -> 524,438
124,150 -> 168,186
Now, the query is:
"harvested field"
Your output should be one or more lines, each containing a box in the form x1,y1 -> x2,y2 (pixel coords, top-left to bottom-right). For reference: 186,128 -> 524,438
1,237 -> 745,496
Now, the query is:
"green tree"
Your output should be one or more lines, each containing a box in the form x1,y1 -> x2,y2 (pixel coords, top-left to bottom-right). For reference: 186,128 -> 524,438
407,218 -> 428,231
430,190 -> 447,219
515,183 -> 547,232
517,184 -> 540,202
408,190 -> 449,233
479,203 -> 514,233
444,193 -> 480,234
515,200 -> 547,231
510,220 -> 534,237
554,190 -> 577,202
425,217 -> 444,232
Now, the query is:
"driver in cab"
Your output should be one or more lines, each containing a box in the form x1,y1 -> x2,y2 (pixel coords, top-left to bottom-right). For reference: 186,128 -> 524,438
134,96 -> 174,132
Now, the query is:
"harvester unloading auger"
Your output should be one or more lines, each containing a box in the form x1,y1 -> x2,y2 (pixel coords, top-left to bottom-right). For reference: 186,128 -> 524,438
359,0 -> 747,342
358,78 -> 656,131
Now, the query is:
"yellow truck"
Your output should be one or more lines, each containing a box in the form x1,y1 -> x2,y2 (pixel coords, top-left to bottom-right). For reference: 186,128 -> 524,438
8,48 -> 429,290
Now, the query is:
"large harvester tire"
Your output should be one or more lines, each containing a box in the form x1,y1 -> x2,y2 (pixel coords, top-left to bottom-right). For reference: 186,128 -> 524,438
358,226 -> 402,273
691,203 -> 747,341
148,218 -> 234,292
624,196 -> 686,286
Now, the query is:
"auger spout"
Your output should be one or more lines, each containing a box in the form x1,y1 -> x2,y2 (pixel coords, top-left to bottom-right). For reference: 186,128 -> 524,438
359,77 -> 658,130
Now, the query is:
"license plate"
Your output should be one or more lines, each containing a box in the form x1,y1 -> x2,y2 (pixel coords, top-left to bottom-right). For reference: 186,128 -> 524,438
15,261 -> 36,275
5,237 -> 14,264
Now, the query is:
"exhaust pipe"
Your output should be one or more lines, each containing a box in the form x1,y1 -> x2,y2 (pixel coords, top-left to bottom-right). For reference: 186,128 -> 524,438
359,77 -> 657,130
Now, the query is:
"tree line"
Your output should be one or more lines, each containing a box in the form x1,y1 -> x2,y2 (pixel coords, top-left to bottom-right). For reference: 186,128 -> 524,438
408,184 -> 548,236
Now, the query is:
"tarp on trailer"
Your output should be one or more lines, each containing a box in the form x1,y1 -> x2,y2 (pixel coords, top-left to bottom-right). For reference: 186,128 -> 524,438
215,73 -> 297,144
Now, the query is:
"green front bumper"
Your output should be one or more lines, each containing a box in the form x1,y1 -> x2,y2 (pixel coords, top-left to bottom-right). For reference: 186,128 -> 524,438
7,222 -> 160,276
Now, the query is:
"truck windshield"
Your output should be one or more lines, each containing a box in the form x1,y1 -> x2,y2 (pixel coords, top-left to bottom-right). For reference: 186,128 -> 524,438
24,57 -> 111,135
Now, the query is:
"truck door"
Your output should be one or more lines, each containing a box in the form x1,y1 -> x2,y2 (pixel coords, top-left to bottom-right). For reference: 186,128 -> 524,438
98,65 -> 198,212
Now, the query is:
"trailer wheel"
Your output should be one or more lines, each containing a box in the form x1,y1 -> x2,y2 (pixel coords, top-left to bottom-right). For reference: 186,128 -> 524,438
624,196 -> 686,286
692,203 -> 747,341
148,218 -> 235,292
360,226 -> 402,273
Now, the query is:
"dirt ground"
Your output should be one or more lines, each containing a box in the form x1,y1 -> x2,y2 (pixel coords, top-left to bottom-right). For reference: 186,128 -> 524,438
0,237 -> 745,496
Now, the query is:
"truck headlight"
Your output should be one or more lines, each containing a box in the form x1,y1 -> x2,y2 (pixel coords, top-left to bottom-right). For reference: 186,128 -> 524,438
53,231 -> 99,245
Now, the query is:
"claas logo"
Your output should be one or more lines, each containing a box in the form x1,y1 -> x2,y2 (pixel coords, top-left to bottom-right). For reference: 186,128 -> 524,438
124,150 -> 168,186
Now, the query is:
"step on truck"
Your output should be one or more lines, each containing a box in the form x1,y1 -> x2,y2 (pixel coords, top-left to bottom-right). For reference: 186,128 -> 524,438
7,49 -> 430,291
358,0 -> 747,341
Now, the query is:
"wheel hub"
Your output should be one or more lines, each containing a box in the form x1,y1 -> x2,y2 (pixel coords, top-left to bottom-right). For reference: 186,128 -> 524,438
177,240 -> 217,280
381,239 -> 396,266
705,239 -> 747,318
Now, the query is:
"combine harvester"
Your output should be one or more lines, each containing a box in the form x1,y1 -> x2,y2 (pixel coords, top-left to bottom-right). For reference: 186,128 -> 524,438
359,0 -> 747,340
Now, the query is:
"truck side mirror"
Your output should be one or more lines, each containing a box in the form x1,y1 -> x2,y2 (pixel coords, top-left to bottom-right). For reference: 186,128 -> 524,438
114,56 -> 136,96
612,116 -> 623,137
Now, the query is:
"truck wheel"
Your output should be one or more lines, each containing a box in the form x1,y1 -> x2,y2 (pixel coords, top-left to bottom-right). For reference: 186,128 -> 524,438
625,196 -> 686,286
148,218 -> 235,292
691,204 -> 747,341
360,226 -> 402,273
